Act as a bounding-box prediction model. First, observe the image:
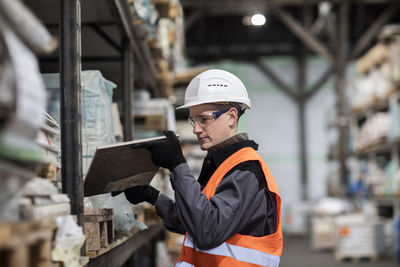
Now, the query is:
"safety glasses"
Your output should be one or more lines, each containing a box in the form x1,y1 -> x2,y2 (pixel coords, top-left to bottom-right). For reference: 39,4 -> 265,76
188,109 -> 229,128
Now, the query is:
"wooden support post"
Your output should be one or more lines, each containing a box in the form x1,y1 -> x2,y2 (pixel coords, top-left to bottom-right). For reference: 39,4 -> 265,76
122,39 -> 134,141
60,0 -> 84,227
336,0 -> 349,187
272,5 -> 334,63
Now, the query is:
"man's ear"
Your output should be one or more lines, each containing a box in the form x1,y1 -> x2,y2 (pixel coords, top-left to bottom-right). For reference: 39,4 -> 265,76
228,108 -> 239,127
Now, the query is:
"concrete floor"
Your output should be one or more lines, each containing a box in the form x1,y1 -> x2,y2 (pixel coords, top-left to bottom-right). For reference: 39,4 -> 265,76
280,235 -> 399,267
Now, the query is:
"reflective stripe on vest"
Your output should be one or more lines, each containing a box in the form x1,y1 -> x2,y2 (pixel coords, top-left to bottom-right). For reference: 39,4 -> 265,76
177,147 -> 283,267
177,235 -> 280,267
175,261 -> 194,267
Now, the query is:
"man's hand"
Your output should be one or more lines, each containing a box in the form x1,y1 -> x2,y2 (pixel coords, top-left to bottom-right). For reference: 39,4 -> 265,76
112,185 -> 160,205
144,130 -> 186,171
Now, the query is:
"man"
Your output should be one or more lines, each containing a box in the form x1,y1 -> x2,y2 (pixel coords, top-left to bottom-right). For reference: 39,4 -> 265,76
120,69 -> 283,266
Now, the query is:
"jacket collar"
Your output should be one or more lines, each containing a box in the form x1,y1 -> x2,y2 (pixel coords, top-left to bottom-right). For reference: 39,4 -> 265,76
206,133 -> 259,166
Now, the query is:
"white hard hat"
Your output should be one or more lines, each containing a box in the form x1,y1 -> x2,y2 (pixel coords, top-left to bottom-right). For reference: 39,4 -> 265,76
177,69 -> 251,109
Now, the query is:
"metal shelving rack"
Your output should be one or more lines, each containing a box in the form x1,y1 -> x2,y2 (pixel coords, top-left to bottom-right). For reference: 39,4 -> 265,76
23,0 -> 165,265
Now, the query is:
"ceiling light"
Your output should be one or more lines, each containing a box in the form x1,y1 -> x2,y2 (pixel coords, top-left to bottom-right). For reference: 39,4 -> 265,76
250,13 -> 266,26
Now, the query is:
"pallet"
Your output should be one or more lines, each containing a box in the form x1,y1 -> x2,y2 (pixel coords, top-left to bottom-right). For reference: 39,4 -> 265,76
335,254 -> 378,263
84,209 -> 114,258
0,219 -> 57,267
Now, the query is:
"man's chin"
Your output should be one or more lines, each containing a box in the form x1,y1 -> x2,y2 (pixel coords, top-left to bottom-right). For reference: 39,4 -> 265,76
199,140 -> 210,151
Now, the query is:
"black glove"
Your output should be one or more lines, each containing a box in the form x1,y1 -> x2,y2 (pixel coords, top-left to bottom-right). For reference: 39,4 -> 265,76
144,130 -> 186,171
111,185 -> 160,205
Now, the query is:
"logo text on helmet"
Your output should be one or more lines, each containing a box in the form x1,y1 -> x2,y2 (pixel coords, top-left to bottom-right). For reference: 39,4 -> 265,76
207,84 -> 228,87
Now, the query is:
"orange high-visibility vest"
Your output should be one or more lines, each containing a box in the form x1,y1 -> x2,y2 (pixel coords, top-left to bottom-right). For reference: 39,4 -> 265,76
176,147 -> 283,267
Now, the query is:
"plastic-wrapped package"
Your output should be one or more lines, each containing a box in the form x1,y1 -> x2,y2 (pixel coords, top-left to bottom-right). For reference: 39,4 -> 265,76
43,70 -> 117,175
86,193 -> 147,234
52,215 -> 85,267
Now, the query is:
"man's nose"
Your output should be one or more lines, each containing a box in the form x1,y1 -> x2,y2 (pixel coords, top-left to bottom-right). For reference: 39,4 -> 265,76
192,121 -> 202,134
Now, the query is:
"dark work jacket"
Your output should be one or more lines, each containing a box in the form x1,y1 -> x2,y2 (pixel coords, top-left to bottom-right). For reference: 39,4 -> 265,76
155,133 -> 277,250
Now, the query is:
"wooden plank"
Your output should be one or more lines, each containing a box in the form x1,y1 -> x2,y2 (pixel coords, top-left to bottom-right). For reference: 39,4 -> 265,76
84,215 -> 113,222
84,135 -> 173,196
85,222 -> 101,252
272,6 -> 334,63
100,222 -> 108,248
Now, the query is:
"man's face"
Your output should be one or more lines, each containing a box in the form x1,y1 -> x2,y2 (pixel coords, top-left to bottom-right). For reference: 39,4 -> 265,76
189,104 -> 236,151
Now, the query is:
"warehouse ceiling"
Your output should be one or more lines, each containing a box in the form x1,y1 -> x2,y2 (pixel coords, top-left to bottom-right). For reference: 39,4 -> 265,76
181,0 -> 400,63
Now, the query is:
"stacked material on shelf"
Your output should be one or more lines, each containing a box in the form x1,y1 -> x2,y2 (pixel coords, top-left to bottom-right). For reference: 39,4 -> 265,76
284,201 -> 313,236
350,64 -> 394,112
145,0 -> 185,96
133,89 -> 176,139
0,0 -> 56,222
348,157 -> 399,197
389,35 -> 400,84
353,112 -> 391,152
0,160 -> 35,221
379,24 -> 400,85
356,43 -> 389,75
0,8 -> 50,164
334,213 -> 385,261
130,0 -> 159,40
43,70 -> 117,176
36,111 -> 61,183
365,159 -> 386,196
389,98 -> 400,140
19,177 -> 70,221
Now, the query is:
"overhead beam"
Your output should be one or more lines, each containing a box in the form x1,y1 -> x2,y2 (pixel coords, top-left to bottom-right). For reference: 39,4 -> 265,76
255,61 -> 297,101
181,0 -> 395,8
88,24 -> 122,53
185,10 -> 204,33
306,66 -> 334,99
350,3 -> 400,59
272,6 -> 335,63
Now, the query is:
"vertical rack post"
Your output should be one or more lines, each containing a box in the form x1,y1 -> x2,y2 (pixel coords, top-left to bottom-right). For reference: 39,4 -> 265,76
122,38 -> 134,141
297,5 -> 312,201
60,0 -> 83,226
336,1 -> 350,187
